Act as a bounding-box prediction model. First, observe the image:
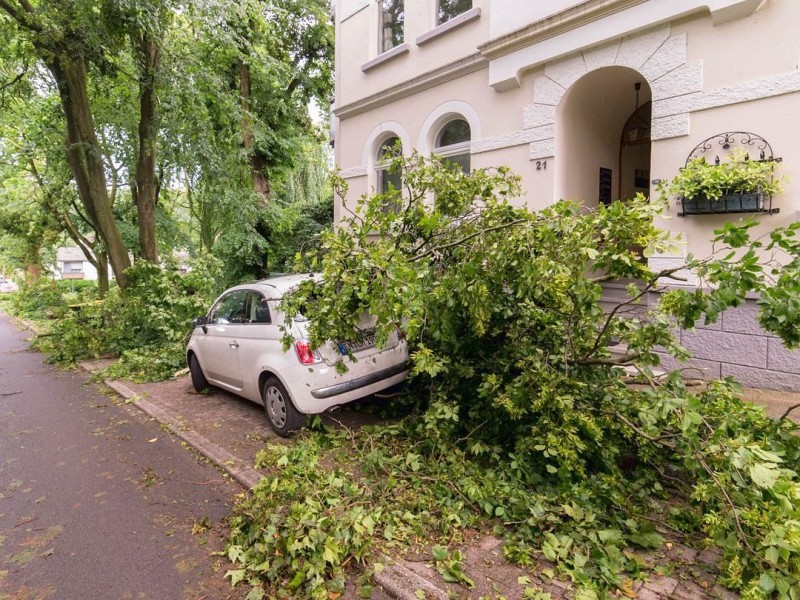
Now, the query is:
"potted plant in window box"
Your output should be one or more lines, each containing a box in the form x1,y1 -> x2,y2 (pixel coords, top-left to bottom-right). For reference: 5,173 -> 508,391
668,149 -> 783,215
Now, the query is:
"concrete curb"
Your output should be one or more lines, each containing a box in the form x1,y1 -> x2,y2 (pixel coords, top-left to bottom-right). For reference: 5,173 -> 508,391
99,377 -> 263,489
373,557 -> 447,600
16,317 -> 42,335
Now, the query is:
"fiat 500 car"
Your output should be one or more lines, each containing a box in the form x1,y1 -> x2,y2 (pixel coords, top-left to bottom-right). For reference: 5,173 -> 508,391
186,274 -> 410,436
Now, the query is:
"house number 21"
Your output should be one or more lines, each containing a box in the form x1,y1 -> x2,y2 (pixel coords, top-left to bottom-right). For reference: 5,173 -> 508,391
536,160 -> 547,171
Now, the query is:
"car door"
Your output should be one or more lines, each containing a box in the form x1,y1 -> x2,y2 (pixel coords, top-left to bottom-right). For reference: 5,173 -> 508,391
235,290 -> 283,401
201,290 -> 249,389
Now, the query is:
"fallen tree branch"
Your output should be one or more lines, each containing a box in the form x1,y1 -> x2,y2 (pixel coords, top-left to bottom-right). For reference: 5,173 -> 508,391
410,218 -> 526,262
607,410 -> 679,447
575,352 -> 641,367
779,403 -> 800,421
581,266 -> 687,362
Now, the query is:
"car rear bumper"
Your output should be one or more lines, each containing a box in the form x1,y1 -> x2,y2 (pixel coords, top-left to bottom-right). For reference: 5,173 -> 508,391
311,360 -> 411,399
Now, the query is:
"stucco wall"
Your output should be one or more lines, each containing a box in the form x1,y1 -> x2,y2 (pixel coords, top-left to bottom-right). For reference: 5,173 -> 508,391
335,67 -> 536,208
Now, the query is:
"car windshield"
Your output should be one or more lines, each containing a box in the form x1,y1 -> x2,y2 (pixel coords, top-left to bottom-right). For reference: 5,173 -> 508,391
208,290 -> 273,325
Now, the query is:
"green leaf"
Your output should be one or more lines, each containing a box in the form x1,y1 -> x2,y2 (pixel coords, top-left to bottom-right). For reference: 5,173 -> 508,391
322,543 -> 338,564
759,573 -> 775,594
750,463 -> 779,489
765,546 -> 780,564
245,587 -> 265,600
225,569 -> 247,587
597,529 -> 622,542
627,531 -> 665,549
432,546 -> 449,562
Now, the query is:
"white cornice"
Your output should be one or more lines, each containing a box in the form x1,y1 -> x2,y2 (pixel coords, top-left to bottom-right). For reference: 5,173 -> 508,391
334,53 -> 489,120
340,1 -> 369,24
478,0 -> 646,61
480,0 -> 762,91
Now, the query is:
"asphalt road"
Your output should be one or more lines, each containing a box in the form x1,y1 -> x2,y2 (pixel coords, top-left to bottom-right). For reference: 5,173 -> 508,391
0,313 -> 246,600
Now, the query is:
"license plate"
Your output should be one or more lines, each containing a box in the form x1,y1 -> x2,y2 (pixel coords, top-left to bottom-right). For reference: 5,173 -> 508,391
338,334 -> 376,354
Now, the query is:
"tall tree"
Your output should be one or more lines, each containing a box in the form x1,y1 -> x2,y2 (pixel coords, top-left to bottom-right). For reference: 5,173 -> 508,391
0,83 -> 114,292
131,21 -> 162,262
0,0 -> 133,286
233,0 -> 333,199
118,0 -> 170,263
0,0 -> 335,285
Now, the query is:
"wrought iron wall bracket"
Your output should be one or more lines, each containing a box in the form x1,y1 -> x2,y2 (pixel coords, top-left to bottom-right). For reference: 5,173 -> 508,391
685,131 -> 781,166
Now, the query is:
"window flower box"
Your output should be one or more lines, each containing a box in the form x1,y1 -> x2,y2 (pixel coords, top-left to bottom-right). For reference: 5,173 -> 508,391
680,192 -> 765,215
667,147 -> 783,217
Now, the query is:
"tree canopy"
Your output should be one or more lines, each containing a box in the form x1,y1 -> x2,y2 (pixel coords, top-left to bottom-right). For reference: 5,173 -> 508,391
0,0 -> 334,288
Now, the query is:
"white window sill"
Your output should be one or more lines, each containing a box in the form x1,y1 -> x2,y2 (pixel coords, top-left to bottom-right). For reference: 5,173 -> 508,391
416,7 -> 481,47
361,43 -> 410,72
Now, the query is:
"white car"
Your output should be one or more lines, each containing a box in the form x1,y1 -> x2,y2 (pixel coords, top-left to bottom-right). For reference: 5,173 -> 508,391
0,280 -> 18,293
186,274 -> 410,436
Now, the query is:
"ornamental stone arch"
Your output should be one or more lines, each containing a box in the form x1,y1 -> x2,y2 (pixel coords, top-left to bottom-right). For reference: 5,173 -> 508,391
525,25 -> 700,162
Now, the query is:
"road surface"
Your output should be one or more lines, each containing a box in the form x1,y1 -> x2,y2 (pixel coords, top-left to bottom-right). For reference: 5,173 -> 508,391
0,313 -> 245,600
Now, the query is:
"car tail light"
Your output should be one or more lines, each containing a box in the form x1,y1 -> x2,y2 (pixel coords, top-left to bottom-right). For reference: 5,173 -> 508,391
295,340 -> 322,365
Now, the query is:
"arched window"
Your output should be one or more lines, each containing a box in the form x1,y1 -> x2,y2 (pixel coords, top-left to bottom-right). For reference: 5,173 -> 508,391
434,119 -> 471,173
376,135 -> 402,194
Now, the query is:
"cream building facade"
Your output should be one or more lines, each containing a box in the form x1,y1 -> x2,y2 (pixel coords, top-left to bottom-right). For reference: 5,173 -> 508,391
332,0 -> 800,390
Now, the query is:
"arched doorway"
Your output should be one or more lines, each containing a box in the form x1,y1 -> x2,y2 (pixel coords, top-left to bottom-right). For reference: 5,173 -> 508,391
554,67 -> 652,206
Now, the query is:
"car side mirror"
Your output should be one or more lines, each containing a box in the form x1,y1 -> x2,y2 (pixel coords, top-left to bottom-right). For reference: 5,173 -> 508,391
193,316 -> 208,334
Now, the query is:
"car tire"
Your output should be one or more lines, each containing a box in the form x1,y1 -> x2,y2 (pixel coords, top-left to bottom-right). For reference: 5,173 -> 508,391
262,376 -> 306,437
189,354 -> 210,393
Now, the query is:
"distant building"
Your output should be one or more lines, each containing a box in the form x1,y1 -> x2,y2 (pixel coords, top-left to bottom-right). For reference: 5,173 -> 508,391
333,0 -> 800,390
56,247 -> 97,281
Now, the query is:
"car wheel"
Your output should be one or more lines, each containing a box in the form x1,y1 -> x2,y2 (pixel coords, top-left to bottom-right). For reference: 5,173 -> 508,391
188,354 -> 210,393
262,376 -> 305,437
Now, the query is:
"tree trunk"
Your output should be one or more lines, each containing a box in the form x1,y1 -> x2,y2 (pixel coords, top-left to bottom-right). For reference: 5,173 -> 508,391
133,32 -> 161,263
24,239 -> 42,281
96,251 -> 109,297
48,51 -> 131,288
237,57 -> 270,198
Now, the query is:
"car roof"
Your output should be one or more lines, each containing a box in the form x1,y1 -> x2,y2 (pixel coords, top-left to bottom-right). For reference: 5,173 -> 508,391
245,273 -> 320,299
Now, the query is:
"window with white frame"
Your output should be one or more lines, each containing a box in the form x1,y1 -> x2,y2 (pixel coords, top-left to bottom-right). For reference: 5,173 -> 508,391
63,261 -> 84,274
437,0 -> 471,25
375,135 -> 403,213
434,118 -> 471,173
379,0 -> 404,53
376,136 -> 402,194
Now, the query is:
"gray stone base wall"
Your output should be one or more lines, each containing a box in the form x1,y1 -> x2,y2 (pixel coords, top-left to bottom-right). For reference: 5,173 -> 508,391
654,298 -> 800,392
